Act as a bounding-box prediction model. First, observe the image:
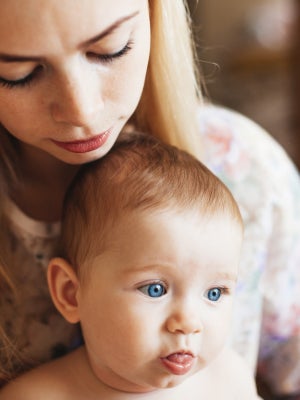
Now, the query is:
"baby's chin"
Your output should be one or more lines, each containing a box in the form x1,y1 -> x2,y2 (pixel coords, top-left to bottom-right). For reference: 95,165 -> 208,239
95,371 -> 193,395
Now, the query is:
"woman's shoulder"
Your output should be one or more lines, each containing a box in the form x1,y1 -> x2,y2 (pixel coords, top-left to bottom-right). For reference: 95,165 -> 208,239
198,102 -> 280,146
198,103 -> 295,173
197,103 -> 300,240
198,103 -> 300,196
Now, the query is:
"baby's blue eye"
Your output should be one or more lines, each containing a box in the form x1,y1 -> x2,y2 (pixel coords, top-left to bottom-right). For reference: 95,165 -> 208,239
207,288 -> 221,302
139,283 -> 167,298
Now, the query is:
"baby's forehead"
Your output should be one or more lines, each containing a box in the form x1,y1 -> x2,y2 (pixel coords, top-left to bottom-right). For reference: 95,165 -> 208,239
133,205 -> 242,227
77,205 -> 242,285
102,204 -> 242,236
85,208 -> 241,275
74,199 -> 243,271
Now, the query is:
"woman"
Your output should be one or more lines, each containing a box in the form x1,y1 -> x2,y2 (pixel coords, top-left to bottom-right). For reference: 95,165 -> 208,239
0,1 -> 299,398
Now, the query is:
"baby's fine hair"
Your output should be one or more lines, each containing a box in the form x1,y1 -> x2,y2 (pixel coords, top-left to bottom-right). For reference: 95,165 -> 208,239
61,132 -> 242,273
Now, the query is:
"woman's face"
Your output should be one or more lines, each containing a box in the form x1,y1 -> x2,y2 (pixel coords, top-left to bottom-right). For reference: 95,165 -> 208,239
0,0 -> 150,164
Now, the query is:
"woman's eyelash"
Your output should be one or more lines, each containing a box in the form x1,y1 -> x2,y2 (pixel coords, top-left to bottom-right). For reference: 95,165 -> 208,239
0,40 -> 134,89
0,72 -> 35,89
0,66 -> 43,89
95,40 -> 134,63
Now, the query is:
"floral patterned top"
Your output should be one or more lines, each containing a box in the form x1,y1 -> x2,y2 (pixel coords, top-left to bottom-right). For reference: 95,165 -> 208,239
2,104 -> 300,396
198,105 -> 300,396
1,200 -> 81,372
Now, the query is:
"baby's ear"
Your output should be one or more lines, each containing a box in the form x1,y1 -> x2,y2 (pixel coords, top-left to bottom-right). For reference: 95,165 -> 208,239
47,257 -> 80,324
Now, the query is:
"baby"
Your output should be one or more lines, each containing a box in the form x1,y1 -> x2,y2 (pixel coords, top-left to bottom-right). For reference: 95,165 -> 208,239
0,132 -> 262,399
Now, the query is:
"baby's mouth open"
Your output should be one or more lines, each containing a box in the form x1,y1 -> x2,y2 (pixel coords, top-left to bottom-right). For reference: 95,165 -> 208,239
161,352 -> 195,375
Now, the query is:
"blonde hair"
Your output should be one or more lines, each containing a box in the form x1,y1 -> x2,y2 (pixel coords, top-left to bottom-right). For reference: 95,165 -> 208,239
0,0 -> 203,384
61,132 -> 242,277
134,0 -> 202,157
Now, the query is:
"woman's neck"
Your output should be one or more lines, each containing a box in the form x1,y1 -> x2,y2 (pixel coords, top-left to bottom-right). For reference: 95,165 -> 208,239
10,143 -> 80,222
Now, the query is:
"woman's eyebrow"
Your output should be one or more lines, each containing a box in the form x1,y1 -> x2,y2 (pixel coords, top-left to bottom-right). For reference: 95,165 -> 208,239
0,54 -> 43,63
81,10 -> 139,47
0,10 -> 140,63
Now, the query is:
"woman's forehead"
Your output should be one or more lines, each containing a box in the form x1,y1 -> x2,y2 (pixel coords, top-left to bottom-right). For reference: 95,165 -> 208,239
0,0 -> 144,53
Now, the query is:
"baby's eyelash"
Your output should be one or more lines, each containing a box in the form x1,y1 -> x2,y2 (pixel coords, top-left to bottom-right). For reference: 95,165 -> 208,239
206,286 -> 232,302
219,286 -> 231,295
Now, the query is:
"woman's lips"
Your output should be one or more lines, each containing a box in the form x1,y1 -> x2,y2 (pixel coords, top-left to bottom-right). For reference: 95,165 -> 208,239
161,352 -> 195,375
52,129 -> 111,153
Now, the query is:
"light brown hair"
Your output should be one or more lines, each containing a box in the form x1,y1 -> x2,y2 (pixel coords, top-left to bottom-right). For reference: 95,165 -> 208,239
61,132 -> 242,277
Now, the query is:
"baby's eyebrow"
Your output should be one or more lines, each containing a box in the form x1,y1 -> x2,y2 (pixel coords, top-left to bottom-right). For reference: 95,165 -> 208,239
81,10 -> 140,47
213,271 -> 238,282
122,263 -> 174,275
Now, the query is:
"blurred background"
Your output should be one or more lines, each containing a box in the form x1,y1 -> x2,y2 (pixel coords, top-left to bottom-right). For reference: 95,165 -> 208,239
187,0 -> 300,170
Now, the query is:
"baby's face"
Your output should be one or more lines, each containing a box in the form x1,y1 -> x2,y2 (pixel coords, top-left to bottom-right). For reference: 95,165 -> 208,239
77,209 -> 242,393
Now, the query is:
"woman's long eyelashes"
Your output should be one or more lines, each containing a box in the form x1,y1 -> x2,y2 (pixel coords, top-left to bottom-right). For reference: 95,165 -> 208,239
0,66 -> 43,89
0,73 -> 34,89
93,40 -> 134,63
0,40 -> 134,89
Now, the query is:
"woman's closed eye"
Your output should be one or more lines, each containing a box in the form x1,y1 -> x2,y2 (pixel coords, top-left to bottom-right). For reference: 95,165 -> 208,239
0,40 -> 134,90
0,65 -> 43,89
87,40 -> 134,64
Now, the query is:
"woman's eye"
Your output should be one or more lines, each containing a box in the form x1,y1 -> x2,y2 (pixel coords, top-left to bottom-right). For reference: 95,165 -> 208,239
206,287 -> 222,302
138,282 -> 167,298
0,66 -> 42,89
89,40 -> 133,64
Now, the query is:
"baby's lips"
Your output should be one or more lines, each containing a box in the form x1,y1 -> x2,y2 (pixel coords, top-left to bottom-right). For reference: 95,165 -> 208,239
166,352 -> 194,364
161,351 -> 195,375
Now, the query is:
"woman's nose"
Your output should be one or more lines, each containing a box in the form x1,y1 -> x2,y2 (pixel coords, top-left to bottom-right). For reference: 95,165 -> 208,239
50,67 -> 104,127
166,301 -> 203,335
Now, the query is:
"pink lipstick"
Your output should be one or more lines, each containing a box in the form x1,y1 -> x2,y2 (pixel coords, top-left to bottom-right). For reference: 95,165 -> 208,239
161,352 -> 195,375
52,129 -> 111,153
